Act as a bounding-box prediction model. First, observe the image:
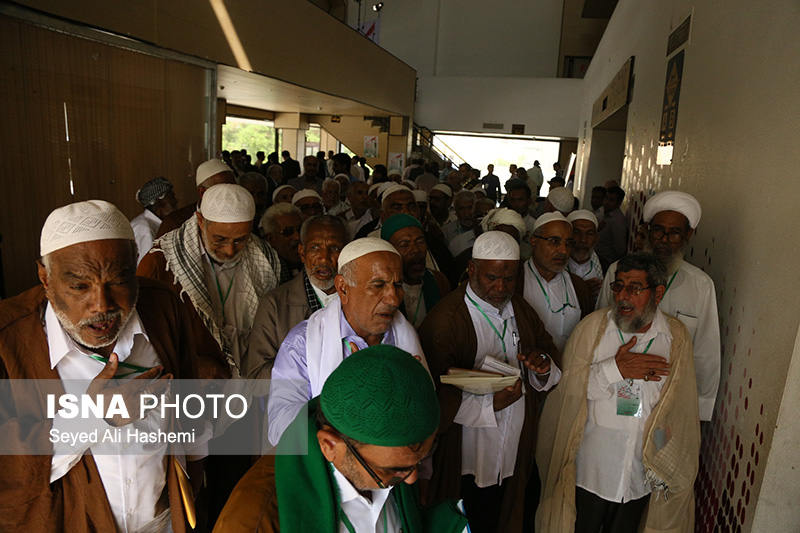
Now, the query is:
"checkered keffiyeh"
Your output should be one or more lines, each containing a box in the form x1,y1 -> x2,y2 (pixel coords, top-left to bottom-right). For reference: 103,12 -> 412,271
136,177 -> 173,207
303,270 -> 323,313
151,214 -> 281,373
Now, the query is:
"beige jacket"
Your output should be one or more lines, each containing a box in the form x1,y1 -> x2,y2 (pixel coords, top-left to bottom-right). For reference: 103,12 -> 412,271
536,309 -> 701,533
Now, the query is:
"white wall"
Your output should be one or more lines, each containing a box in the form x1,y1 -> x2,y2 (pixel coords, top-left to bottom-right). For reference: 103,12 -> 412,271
576,0 -> 800,530
416,76 -> 583,139
350,0 -> 563,77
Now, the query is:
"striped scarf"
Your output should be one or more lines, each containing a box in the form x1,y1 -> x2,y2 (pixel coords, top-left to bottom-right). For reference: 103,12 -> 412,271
152,214 -> 281,373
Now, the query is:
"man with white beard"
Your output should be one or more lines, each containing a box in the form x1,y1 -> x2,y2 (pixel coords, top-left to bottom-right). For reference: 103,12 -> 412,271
597,191 -> 720,422
566,210 -> 604,301
537,252 -> 700,533
243,215 -> 348,380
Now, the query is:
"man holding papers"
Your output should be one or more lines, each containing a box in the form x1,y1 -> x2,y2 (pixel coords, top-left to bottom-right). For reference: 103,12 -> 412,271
419,231 -> 561,533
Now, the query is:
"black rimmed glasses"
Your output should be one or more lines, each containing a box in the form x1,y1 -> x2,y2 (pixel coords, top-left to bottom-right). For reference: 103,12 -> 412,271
609,281 -> 652,296
648,225 -> 686,244
343,437 -> 438,489
533,235 -> 576,248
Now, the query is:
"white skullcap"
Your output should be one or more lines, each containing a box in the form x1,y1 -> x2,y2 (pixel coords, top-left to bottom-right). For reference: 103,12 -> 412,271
40,200 -> 134,256
567,209 -> 598,228
388,169 -> 402,177
533,211 -> 571,233
481,208 -> 526,239
470,185 -> 486,196
272,184 -> 296,202
381,184 -> 411,203
472,231 -> 520,261
413,190 -> 428,202
333,173 -> 350,181
200,184 -> 255,223
337,237 -> 400,269
368,183 -> 383,196
292,189 -> 323,204
643,191 -> 702,228
547,187 -> 575,214
401,179 -> 417,190
196,158 -> 233,186
431,184 -> 453,197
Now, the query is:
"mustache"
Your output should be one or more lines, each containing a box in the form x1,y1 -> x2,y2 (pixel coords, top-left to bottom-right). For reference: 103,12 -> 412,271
78,311 -> 122,327
616,301 -> 635,311
376,304 -> 399,314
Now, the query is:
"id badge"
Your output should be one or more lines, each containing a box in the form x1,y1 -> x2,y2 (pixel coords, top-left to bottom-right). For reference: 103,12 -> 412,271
616,379 -> 643,417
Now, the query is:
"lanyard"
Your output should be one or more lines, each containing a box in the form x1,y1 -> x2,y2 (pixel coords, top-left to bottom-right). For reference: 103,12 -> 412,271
664,270 -> 678,294
83,353 -> 153,379
617,330 -> 655,354
213,267 -> 236,322
466,292 -> 508,355
529,262 -> 572,313
567,258 -> 594,277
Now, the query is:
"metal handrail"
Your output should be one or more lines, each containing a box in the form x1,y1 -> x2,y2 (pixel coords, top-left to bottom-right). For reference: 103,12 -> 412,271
413,123 -> 467,169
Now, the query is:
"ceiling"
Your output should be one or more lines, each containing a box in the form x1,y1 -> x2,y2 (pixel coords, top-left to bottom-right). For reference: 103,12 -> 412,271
216,64 -> 391,117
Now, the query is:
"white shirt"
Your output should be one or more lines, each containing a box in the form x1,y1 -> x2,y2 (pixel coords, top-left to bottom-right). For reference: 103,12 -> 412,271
597,259 -> 720,421
448,230 -> 476,258
331,466 -> 400,533
402,282 -> 426,328
202,253 -> 249,370
441,220 -> 471,245
454,284 -> 560,488
312,284 -> 339,309
521,260 -> 583,352
46,303 -> 171,533
575,308 -> 672,502
130,209 -> 161,265
567,250 -> 603,282
326,201 -> 349,217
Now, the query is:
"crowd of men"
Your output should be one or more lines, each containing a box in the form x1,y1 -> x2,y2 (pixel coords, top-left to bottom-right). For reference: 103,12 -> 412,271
0,152 -> 719,532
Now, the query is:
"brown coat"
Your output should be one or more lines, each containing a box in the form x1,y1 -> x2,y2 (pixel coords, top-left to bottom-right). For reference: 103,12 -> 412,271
418,283 -> 560,533
0,278 -> 198,532
213,454 -> 279,532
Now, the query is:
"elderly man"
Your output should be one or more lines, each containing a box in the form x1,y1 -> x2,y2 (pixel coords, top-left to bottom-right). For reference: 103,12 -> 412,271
156,158 -> 236,237
267,237 -> 428,446
271,184 -> 296,205
537,253 -> 700,533
448,197 -> 496,258
287,155 -> 324,193
260,202 -> 304,284
442,190 -> 476,245
429,183 -> 456,227
520,213 -> 594,351
292,189 -> 325,220
244,215 -> 347,380
567,210 -> 604,300
0,200 -> 202,531
597,191 -> 720,422
342,180 -> 370,223
238,171 -> 269,226
131,176 -> 178,264
216,346 -> 467,533
321,178 -> 348,216
595,186 -> 628,271
381,214 -> 451,328
419,231 -> 561,532
138,184 -> 280,378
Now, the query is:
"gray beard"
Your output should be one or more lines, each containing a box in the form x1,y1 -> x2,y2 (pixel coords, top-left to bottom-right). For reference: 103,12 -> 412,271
306,267 -> 336,292
612,295 -> 658,333
51,299 -> 137,351
644,240 -> 686,274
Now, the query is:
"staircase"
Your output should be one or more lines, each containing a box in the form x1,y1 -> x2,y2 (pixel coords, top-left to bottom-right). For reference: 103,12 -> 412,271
412,123 -> 468,171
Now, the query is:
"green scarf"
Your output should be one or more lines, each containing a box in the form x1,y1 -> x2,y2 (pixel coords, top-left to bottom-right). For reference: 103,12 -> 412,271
400,269 -> 441,323
275,399 -> 467,532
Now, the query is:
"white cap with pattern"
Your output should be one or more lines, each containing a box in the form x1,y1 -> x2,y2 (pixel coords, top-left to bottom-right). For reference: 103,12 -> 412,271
40,200 -> 134,256
200,184 -> 255,223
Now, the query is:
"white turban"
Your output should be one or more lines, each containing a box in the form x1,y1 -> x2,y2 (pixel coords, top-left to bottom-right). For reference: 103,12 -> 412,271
533,211 -> 571,233
413,190 -> 428,202
381,184 -> 411,203
547,187 -> 575,214
292,189 -> 323,204
196,158 -> 233,186
40,200 -> 134,256
272,184 -> 296,202
200,184 -> 255,223
480,208 -> 527,240
401,180 -> 418,190
338,237 -> 400,269
642,191 -> 702,228
567,209 -> 598,228
333,173 -> 350,181
431,184 -> 453,197
472,231 -> 520,261
368,183 -> 383,196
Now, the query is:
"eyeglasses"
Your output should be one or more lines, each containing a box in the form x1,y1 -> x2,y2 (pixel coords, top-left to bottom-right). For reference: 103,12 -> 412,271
343,437 -> 438,489
609,281 -> 652,296
533,235 -> 576,248
298,202 -> 323,213
278,224 -> 303,238
648,226 -> 686,244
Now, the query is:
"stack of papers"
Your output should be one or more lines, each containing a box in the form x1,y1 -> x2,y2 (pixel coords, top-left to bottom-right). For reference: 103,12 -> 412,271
440,356 -> 521,395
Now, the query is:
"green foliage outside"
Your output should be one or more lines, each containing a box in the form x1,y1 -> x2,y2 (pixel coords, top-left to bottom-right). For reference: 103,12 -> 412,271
222,120 -> 277,156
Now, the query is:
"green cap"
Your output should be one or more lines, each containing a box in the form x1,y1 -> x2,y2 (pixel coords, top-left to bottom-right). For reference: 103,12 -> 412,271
380,213 -> 423,241
320,345 -> 438,447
